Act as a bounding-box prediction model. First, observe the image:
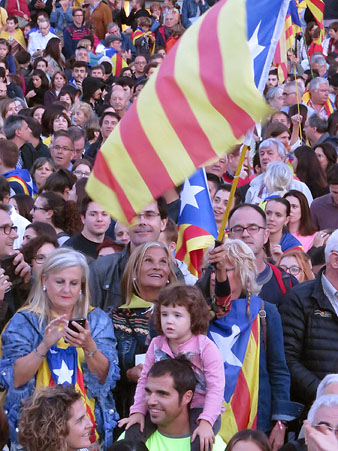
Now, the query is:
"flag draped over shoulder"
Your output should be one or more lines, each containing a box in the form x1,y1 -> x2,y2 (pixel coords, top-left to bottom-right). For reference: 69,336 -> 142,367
86,0 -> 271,224
176,169 -> 217,277
208,296 -> 261,443
306,0 -> 325,41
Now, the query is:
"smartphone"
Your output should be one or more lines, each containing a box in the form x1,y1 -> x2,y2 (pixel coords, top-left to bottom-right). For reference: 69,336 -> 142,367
68,317 -> 86,332
0,255 -> 22,286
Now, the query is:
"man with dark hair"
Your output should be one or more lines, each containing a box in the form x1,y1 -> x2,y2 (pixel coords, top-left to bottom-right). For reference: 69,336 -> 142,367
4,115 -> 38,171
82,76 -> 104,116
85,112 -> 120,162
23,117 -> 50,158
119,358 -> 225,450
310,164 -> 338,230
64,196 -> 111,259
43,168 -> 77,199
68,126 -> 86,161
206,173 -> 220,200
0,58 -> 24,99
69,61 -> 88,90
0,141 -> 34,197
304,113 -> 338,151
89,197 -> 184,311
63,8 -> 91,59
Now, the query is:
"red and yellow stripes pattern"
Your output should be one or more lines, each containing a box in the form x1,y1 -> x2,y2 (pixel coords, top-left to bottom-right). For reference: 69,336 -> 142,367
306,0 -> 325,42
219,315 -> 260,443
176,224 -> 215,277
86,0 -> 270,224
303,90 -> 335,116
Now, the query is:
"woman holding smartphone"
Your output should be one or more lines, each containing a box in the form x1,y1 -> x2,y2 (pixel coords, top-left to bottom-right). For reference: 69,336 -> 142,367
0,248 -> 120,450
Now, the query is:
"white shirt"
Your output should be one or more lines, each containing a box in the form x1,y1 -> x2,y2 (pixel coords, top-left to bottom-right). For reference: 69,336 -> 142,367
321,272 -> 338,317
10,206 -> 30,249
27,30 -> 56,55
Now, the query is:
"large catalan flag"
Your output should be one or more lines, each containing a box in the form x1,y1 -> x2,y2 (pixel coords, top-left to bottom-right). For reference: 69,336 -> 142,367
176,168 -> 217,277
86,0 -> 284,224
208,296 -> 261,443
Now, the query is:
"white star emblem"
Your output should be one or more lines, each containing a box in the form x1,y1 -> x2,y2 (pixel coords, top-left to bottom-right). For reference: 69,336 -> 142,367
210,325 -> 242,367
53,360 -> 74,384
179,179 -> 204,215
248,21 -> 265,69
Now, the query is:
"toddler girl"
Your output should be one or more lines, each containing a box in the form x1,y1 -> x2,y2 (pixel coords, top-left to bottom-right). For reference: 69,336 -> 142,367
119,283 -> 225,451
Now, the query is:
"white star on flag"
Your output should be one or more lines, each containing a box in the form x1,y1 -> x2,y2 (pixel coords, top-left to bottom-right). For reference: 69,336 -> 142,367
53,360 -> 74,384
179,179 -> 204,215
210,325 -> 242,367
248,21 -> 265,73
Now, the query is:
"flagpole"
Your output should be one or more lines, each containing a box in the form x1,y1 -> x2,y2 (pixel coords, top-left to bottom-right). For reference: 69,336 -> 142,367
217,144 -> 248,242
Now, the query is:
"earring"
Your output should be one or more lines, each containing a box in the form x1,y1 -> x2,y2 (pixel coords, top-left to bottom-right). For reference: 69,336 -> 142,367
42,285 -> 47,292
167,280 -> 170,285
133,277 -> 137,282
79,289 -> 82,295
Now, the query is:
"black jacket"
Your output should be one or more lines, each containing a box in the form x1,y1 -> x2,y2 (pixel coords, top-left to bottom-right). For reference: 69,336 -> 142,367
279,267 -> 338,408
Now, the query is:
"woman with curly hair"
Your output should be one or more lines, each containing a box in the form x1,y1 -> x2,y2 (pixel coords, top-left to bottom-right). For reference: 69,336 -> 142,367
19,385 -> 92,451
30,191 -> 82,244
72,101 -> 94,128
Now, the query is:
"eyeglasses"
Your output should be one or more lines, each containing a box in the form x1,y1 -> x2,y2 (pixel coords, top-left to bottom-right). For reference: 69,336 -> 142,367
280,265 -> 303,276
0,225 -> 17,235
136,212 -> 160,220
53,145 -> 72,152
313,422 -> 338,437
74,170 -> 91,177
230,225 -> 266,235
32,206 -> 49,212
33,254 -> 48,264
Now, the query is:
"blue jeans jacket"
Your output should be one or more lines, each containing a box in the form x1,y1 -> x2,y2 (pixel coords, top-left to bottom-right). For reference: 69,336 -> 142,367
0,308 -> 120,449
181,0 -> 209,28
258,302 -> 303,432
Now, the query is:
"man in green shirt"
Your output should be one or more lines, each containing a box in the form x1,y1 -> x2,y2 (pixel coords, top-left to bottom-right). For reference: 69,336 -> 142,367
118,358 -> 226,451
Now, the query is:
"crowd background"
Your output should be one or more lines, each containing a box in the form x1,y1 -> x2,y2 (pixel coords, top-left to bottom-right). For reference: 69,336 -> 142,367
0,0 -> 335,450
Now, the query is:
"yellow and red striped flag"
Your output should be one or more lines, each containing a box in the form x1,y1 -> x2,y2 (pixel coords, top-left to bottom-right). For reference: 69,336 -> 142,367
306,0 -> 325,42
86,0 -> 270,224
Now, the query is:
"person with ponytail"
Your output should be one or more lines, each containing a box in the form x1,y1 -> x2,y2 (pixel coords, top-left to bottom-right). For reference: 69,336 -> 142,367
30,191 -> 82,245
206,240 -> 302,449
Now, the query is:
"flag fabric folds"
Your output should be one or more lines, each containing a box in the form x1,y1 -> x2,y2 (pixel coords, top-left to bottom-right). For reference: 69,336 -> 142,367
176,168 -> 217,277
208,296 -> 261,443
306,0 -> 325,41
86,0 -> 272,224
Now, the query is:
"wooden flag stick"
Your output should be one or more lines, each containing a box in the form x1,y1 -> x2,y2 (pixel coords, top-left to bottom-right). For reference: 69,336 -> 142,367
217,144 -> 248,242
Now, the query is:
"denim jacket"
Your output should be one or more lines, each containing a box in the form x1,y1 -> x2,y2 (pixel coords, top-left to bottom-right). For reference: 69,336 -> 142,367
0,307 -> 120,449
181,0 -> 209,28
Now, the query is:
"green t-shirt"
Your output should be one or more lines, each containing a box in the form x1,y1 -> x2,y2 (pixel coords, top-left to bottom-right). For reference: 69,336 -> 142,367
119,430 -> 226,451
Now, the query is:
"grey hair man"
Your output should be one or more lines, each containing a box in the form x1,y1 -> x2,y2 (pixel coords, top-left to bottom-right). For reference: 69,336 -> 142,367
266,86 -> 284,111
305,77 -> 330,119
245,138 -> 313,204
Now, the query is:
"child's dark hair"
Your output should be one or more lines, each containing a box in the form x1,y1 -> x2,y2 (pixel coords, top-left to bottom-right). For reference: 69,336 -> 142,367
154,283 -> 210,335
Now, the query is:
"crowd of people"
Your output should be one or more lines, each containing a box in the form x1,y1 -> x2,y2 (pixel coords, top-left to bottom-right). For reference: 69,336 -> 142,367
0,0 -> 336,450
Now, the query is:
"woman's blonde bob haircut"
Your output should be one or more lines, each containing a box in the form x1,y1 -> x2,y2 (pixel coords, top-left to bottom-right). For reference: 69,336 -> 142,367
121,241 -> 177,305
223,239 -> 260,296
26,248 -> 90,326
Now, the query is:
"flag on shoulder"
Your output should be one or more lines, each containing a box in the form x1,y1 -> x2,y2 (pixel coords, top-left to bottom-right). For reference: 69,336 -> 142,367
86,0 -> 276,224
176,168 -> 217,277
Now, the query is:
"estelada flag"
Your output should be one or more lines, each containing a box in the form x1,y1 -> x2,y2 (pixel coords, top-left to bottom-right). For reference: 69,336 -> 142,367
208,296 -> 261,443
86,0 -> 270,224
306,0 -> 325,43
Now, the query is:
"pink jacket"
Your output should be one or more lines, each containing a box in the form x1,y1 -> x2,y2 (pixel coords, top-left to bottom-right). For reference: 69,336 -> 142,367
130,334 -> 225,426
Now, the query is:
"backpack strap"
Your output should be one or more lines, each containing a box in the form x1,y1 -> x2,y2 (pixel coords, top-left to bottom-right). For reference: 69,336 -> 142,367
267,262 -> 291,295
259,300 -> 267,353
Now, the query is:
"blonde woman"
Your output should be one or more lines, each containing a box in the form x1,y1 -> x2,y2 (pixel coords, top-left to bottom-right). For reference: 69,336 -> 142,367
207,239 -> 301,448
112,241 -> 176,419
0,248 -> 120,449
72,101 -> 94,128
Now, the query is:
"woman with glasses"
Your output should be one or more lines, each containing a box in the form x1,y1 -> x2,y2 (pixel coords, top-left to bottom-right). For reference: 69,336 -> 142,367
277,249 -> 315,283
0,248 -> 120,449
72,158 -> 92,180
21,235 -> 59,277
30,191 -> 82,245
